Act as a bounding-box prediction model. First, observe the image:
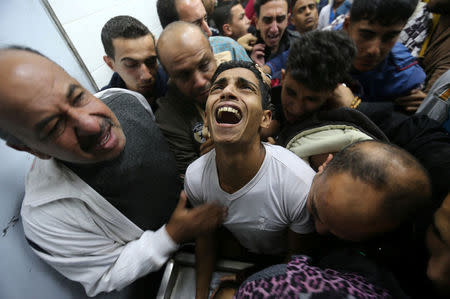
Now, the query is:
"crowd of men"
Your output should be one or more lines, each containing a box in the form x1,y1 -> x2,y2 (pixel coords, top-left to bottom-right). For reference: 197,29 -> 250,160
0,0 -> 449,298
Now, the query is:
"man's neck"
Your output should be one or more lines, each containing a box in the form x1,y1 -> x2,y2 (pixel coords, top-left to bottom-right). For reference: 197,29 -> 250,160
215,141 -> 266,194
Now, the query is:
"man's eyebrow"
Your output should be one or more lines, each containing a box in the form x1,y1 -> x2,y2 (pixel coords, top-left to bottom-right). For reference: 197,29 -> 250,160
386,30 -> 401,36
120,57 -> 139,63
237,77 -> 258,90
212,77 -> 228,86
34,115 -> 59,139
66,83 -> 80,100
358,28 -> 375,34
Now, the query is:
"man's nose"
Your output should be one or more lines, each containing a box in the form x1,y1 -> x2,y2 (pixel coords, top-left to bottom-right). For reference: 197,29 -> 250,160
366,38 -> 381,57
269,21 -> 278,33
139,63 -> 152,81
192,71 -> 209,89
201,20 -> 212,37
221,84 -> 237,100
69,110 -> 100,136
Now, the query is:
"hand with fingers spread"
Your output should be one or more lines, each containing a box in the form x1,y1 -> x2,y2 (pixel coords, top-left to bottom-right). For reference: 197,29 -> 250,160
237,33 -> 257,51
165,191 -> 227,244
250,43 -> 266,66
395,89 -> 426,113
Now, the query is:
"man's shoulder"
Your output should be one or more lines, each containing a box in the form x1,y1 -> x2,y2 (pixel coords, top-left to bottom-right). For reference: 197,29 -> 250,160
96,88 -> 155,119
184,150 -> 215,193
265,143 -> 314,175
100,72 -> 126,91
209,35 -> 238,46
155,86 -> 197,122
209,36 -> 251,62
23,158 -> 82,207
186,150 -> 214,176
388,42 -> 422,71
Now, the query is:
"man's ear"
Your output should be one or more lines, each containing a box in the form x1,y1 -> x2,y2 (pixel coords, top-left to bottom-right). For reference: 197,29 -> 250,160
281,69 -> 286,84
317,153 -> 333,174
223,24 -> 233,37
343,15 -> 351,32
103,55 -> 115,71
290,15 -> 296,26
6,142 -> 51,160
254,15 -> 260,30
260,109 -> 272,129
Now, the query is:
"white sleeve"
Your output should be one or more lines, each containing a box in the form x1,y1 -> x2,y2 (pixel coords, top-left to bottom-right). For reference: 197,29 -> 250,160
318,5 -> 331,29
184,159 -> 205,207
21,198 -> 178,297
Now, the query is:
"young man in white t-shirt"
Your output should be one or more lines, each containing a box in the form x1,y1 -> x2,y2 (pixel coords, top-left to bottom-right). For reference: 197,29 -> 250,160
184,60 -> 316,299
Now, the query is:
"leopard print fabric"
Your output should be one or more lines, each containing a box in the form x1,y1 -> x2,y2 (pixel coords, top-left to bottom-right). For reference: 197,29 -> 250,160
234,255 -> 391,299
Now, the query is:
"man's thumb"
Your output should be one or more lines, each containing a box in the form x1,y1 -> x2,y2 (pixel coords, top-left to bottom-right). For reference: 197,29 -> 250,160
176,190 -> 187,210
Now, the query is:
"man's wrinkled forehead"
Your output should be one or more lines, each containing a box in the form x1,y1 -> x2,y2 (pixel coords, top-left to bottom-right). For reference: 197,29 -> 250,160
212,67 -> 260,89
259,0 -> 289,15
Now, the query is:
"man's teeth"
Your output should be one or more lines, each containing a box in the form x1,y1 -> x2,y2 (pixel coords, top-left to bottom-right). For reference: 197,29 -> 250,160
217,106 -> 242,120
100,130 -> 110,146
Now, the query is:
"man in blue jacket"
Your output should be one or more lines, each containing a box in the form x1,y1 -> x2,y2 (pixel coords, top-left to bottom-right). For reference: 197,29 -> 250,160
266,0 -> 426,112
343,0 -> 426,112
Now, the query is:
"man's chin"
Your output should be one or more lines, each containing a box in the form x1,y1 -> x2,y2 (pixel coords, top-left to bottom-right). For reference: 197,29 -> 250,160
354,60 -> 379,72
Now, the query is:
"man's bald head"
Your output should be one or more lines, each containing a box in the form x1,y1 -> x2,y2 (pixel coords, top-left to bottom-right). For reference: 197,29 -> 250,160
307,140 -> 431,241
157,21 -> 217,103
0,47 -> 126,164
157,21 -> 209,64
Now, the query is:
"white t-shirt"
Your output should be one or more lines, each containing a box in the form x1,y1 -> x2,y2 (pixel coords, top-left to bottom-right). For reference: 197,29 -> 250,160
185,143 -> 315,255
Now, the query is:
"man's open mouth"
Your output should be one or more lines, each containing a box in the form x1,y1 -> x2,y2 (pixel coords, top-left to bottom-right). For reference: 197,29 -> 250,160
267,33 -> 280,41
79,119 -> 114,153
215,105 -> 242,124
99,126 -> 111,146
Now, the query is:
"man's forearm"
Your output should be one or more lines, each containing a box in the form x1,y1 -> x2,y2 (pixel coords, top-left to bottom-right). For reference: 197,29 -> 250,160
195,233 -> 217,299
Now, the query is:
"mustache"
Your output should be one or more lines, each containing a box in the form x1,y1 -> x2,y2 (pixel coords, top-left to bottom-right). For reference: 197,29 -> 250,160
79,118 -> 115,153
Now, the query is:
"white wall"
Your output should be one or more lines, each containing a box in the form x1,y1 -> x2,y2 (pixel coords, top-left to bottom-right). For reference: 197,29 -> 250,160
0,0 -> 96,93
46,0 -> 163,90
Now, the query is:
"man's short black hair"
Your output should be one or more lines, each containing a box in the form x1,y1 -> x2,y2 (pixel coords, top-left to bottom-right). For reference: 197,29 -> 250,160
212,0 -> 238,35
254,0 -> 289,16
290,0 -> 317,10
157,0 -> 180,29
101,15 -> 152,58
324,140 -> 431,223
286,30 -> 356,93
211,60 -> 271,110
350,0 -> 419,26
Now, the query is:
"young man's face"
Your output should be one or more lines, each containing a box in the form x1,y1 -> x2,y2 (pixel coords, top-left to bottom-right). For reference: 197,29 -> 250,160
255,0 -> 289,52
229,4 -> 251,39
159,30 -> 217,104
290,0 -> 318,34
104,34 -> 158,99
0,51 -> 126,164
344,17 -> 404,72
176,0 -> 213,36
306,169 -> 393,241
281,72 -> 331,124
206,67 -> 271,145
